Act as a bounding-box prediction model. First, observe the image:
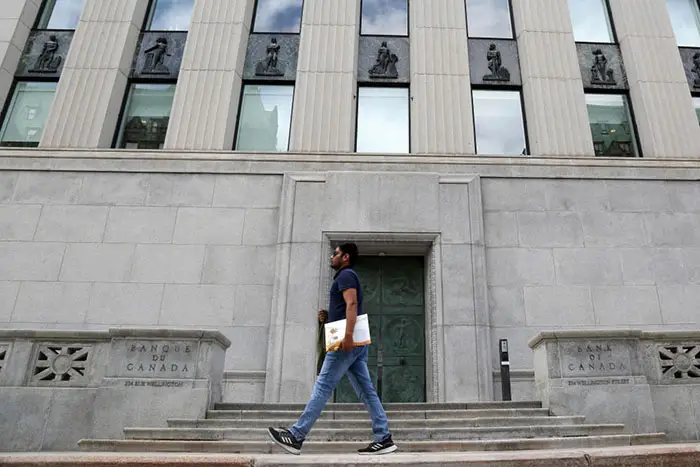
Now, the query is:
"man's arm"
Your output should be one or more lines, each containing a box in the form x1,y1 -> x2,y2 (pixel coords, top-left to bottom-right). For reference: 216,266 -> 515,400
340,288 -> 358,351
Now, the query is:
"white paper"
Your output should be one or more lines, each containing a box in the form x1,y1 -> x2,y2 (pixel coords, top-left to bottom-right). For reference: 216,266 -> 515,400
324,314 -> 371,352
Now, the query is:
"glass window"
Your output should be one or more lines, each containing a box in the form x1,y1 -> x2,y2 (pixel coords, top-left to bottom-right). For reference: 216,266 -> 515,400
567,0 -> 614,43
361,0 -> 408,36
585,93 -> 638,157
356,87 -> 409,153
146,0 -> 195,31
116,84 -> 176,149
252,0 -> 304,33
693,97 -> 700,124
666,0 -> 700,46
37,0 -> 84,30
472,90 -> 526,155
235,85 -> 294,152
0,82 -> 57,147
466,0 -> 513,39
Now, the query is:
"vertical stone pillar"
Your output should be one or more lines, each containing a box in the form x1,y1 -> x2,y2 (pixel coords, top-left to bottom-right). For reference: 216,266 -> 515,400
410,0 -> 475,155
608,0 -> 700,158
40,0 -> 149,148
163,0 -> 254,150
512,0 -> 595,157
288,0 -> 359,152
0,0 -> 40,109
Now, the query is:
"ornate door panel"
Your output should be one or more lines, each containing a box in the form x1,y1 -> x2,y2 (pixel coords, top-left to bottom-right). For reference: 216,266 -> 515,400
334,256 -> 425,403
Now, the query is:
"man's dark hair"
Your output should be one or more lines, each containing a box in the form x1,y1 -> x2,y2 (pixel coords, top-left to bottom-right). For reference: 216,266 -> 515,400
338,242 -> 359,266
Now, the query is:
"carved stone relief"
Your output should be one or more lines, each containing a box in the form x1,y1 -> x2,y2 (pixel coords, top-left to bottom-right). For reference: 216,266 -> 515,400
368,41 -> 400,79
468,39 -> 521,86
358,36 -> 410,84
576,43 -> 628,90
659,345 -> 700,379
131,32 -> 187,80
16,30 -> 74,77
590,49 -> 616,85
679,48 -> 700,90
30,344 -> 91,386
483,44 -> 510,82
244,34 -> 299,81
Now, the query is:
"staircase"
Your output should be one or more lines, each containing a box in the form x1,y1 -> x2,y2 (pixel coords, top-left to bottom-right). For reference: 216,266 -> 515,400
79,401 -> 665,454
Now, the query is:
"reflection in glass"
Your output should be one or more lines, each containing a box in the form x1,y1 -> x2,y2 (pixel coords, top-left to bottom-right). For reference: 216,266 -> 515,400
0,82 -> 57,147
117,84 -> 176,149
37,0 -> 84,29
235,85 -> 294,151
472,90 -> 526,155
585,93 -> 637,157
361,0 -> 408,36
466,0 -> 513,38
356,87 -> 409,153
693,97 -> 700,124
666,0 -> 700,46
147,0 -> 195,31
567,0 -> 614,43
253,0 -> 304,33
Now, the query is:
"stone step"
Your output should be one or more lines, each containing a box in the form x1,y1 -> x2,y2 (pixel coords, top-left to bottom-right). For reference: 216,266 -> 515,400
206,408 -> 553,420
78,433 -> 666,454
123,424 -> 624,442
168,416 -> 586,429
213,401 -> 543,412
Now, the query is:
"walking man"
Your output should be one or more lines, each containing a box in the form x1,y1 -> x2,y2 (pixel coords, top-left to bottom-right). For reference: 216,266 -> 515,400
267,242 -> 397,455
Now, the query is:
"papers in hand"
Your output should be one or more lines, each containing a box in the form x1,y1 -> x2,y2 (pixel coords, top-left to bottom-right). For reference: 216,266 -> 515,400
324,314 -> 371,352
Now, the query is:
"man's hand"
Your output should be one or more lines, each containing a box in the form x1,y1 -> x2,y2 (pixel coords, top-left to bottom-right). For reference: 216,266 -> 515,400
318,310 -> 328,324
339,334 -> 354,352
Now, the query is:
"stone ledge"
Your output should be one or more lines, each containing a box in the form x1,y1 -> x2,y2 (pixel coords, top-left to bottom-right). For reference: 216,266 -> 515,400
528,329 -> 645,349
0,329 -> 110,340
223,371 -> 266,382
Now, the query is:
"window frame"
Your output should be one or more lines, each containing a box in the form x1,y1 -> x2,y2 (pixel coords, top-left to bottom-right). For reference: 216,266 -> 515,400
112,79 -> 178,149
34,0 -> 84,31
464,0 -> 517,40
232,80 -> 297,152
470,84 -> 530,156
583,89 -> 642,158
359,0 -> 410,37
568,0 -> 618,45
250,0 -> 306,34
354,82 -> 411,154
142,0 -> 196,32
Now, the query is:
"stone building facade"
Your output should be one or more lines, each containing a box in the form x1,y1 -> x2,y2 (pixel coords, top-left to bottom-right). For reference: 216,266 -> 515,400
1,0 -> 700,418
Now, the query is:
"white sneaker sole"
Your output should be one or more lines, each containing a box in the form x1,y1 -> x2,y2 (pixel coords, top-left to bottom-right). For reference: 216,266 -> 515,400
267,429 -> 301,455
358,444 -> 398,455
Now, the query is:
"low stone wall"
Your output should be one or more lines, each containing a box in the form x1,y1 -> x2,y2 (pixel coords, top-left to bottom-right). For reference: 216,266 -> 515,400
0,328 -> 230,451
530,329 -> 700,442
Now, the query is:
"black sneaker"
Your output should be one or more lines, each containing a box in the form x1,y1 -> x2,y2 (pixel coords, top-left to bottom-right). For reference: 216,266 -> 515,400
267,427 -> 303,455
357,435 -> 398,455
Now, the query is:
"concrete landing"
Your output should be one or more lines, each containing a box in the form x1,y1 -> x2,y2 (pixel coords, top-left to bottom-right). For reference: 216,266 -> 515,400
3,444 -> 700,466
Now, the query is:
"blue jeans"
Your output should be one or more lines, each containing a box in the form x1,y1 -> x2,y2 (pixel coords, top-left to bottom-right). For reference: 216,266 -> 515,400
290,345 -> 391,443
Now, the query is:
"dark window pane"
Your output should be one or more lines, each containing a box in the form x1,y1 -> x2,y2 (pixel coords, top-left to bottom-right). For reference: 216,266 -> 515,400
147,0 -> 195,31
37,0 -> 84,30
694,97 -> 700,124
253,0 -> 304,33
361,0 -> 408,36
356,87 -> 409,153
666,0 -> 700,46
466,0 -> 513,38
0,82 -> 57,147
117,84 -> 176,149
586,93 -> 638,157
235,85 -> 294,151
472,90 -> 526,155
568,0 -> 614,43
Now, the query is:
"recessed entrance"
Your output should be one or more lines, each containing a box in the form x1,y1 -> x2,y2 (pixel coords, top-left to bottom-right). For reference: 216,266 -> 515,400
334,256 -> 426,403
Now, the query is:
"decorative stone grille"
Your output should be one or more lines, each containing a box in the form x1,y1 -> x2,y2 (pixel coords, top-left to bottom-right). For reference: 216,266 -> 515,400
0,344 -> 7,373
658,345 -> 700,379
31,344 -> 91,385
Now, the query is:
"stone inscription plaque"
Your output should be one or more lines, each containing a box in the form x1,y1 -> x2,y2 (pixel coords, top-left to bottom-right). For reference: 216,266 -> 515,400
560,340 -> 632,378
566,377 -> 631,387
120,340 -> 197,379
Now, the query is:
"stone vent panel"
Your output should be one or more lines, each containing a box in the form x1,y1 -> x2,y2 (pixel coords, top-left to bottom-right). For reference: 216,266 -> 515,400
0,344 -> 7,373
658,345 -> 700,380
30,344 -> 91,386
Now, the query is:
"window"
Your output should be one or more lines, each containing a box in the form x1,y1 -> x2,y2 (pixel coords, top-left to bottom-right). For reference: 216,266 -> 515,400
567,0 -> 614,43
472,90 -> 526,155
252,0 -> 304,33
235,85 -> 294,151
585,93 -> 638,157
116,84 -> 176,149
146,0 -> 195,31
666,0 -> 700,46
36,0 -> 84,30
356,87 -> 409,153
693,97 -> 700,124
361,0 -> 408,36
0,82 -> 57,147
465,0 -> 513,39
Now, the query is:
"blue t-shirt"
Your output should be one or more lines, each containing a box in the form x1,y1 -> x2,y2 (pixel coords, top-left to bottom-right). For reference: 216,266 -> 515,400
328,267 -> 364,323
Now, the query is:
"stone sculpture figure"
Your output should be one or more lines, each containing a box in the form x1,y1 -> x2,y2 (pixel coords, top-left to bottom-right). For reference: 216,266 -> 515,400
483,44 -> 510,82
30,35 -> 62,73
692,52 -> 700,88
143,37 -> 171,75
591,49 -> 616,85
256,38 -> 284,76
369,41 -> 399,79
